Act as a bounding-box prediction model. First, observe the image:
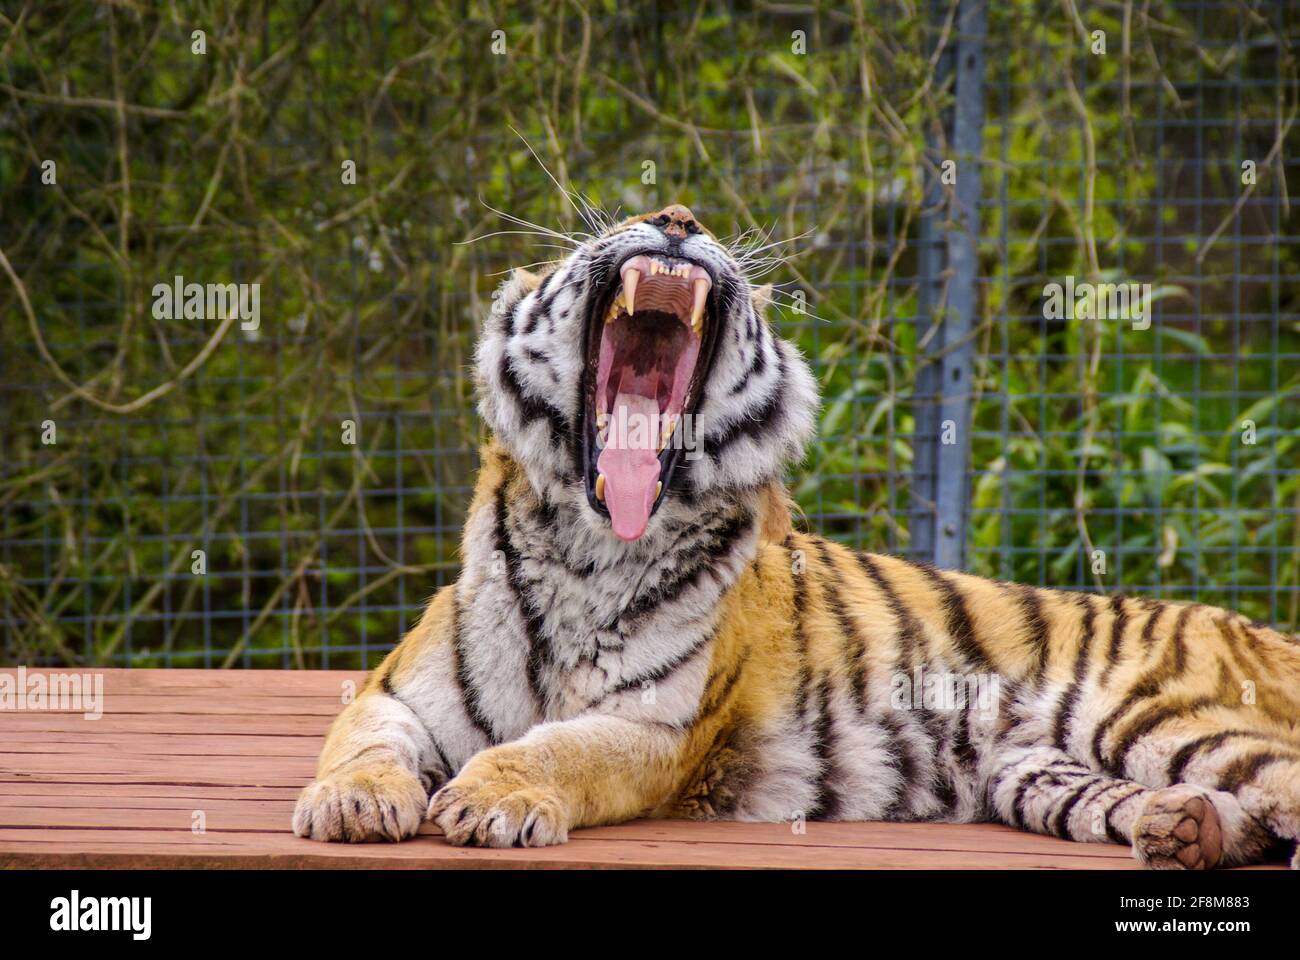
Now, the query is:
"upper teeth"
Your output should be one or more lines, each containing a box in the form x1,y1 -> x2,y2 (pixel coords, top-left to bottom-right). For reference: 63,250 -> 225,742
614,256 -> 711,336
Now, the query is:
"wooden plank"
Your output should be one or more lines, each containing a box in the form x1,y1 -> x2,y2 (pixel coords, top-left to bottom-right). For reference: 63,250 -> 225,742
0,667 -> 366,694
0,805 -> 1135,861
0,780 -> 302,796
0,753 -> 316,778
0,732 -> 321,756
1,695 -> 346,716
0,668 -> 1284,870
0,712 -> 334,735
0,829 -> 1144,870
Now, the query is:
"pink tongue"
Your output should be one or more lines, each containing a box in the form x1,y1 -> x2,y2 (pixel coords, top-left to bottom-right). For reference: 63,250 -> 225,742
597,393 -> 662,541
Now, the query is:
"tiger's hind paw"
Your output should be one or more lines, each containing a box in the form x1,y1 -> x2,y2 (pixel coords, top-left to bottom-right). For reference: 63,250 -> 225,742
1132,785 -> 1223,870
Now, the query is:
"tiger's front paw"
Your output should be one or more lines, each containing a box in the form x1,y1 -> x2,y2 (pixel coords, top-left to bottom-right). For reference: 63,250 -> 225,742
427,761 -> 569,848
293,764 -> 427,843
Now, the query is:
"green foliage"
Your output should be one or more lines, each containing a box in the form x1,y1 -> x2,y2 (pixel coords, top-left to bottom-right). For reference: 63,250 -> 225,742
0,1 -> 1296,669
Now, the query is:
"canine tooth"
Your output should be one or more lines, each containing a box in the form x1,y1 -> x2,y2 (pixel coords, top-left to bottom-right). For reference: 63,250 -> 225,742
660,414 -> 676,449
655,481 -> 662,498
690,277 -> 708,334
623,268 -> 638,314
595,473 -> 606,501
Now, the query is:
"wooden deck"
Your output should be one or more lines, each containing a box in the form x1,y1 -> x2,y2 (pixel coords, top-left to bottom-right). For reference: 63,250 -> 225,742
0,667 -> 1244,870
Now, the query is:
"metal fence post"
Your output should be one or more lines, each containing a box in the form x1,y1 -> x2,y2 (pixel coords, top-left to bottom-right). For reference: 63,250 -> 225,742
912,0 -> 986,570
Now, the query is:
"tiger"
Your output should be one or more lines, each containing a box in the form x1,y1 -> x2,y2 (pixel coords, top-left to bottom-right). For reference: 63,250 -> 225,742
292,202 -> 1300,869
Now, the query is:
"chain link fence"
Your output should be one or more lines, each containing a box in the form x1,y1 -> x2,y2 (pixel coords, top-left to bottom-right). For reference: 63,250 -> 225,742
1,0 -> 1296,669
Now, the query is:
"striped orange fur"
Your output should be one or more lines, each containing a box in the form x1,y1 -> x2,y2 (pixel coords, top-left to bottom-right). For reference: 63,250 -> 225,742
294,206 -> 1300,868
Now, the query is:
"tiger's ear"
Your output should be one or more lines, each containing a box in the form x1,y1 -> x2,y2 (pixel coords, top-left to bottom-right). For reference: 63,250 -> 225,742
512,267 -> 545,291
750,283 -> 774,317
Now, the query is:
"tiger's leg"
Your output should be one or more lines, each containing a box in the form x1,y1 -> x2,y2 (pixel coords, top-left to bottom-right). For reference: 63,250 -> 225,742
1111,716 -> 1300,867
428,715 -> 684,848
293,589 -> 466,843
291,680 -> 438,842
987,744 -> 1265,868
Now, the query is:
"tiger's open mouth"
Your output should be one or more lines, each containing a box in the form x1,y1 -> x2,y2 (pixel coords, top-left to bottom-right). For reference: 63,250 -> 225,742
582,252 -> 718,540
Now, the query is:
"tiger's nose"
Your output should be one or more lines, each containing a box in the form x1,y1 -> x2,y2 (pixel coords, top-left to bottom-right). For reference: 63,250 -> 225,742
652,204 -> 701,239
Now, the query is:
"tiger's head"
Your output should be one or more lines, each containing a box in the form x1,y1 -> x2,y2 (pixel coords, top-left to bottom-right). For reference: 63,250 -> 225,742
475,203 -> 818,544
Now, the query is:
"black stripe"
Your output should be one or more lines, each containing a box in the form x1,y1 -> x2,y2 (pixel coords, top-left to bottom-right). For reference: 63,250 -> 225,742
858,552 -> 924,668
422,738 -> 457,792
807,674 -> 842,820
521,271 -> 558,335
617,510 -> 752,627
1103,786 -> 1145,845
1168,605 -> 1193,674
814,542 -> 869,713
381,670 -> 455,784
1141,602 -> 1168,647
1009,766 -> 1059,828
494,485 -> 551,711
708,348 -> 786,462
1052,593 -> 1097,750
787,537 -> 814,718
1013,764 -> 1090,830
859,550 -> 952,807
498,351 -> 571,443
879,711 -> 922,818
432,742 -> 455,780
1096,595 -> 1130,686
693,658 -> 746,725
1089,604 -> 1195,766
728,338 -> 769,395
450,588 -> 499,744
1216,615 -> 1276,681
589,632 -> 714,711
503,292 -> 525,335
1050,776 -> 1103,839
1106,695 -> 1220,776
1068,780 -> 1135,843
1218,751 -> 1288,793
1014,583 -> 1050,686
520,296 -> 544,336
911,561 -> 989,670
951,704 -> 976,766
523,347 -> 553,367
1165,730 -> 1282,782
